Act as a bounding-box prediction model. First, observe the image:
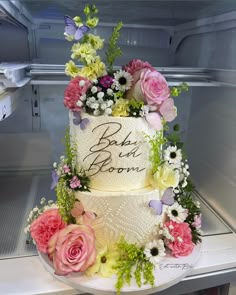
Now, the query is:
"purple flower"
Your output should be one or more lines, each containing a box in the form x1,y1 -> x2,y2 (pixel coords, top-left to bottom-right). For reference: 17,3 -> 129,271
99,75 -> 114,88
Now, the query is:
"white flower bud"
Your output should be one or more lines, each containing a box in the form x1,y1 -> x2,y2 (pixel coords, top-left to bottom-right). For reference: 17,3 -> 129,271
93,109 -> 100,116
105,108 -> 112,115
107,88 -> 113,96
97,92 -> 104,99
79,80 -> 85,87
91,86 -> 97,94
76,100 -> 83,107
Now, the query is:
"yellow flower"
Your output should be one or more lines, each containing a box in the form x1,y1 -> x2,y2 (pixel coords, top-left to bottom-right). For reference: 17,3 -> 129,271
86,246 -> 119,277
151,164 -> 179,190
112,98 -> 129,117
73,16 -> 82,27
65,60 -> 80,78
86,17 -> 99,28
86,34 -> 104,50
71,43 -> 96,64
80,57 -> 106,80
64,33 -> 74,42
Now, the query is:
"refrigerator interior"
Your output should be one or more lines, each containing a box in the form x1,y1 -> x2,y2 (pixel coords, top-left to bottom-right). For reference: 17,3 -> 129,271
0,1 -> 236,293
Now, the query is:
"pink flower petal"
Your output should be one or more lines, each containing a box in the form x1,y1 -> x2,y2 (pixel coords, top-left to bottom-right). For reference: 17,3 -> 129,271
145,112 -> 163,131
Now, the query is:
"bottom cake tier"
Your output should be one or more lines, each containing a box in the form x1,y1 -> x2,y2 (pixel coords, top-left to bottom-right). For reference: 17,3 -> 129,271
75,187 -> 164,247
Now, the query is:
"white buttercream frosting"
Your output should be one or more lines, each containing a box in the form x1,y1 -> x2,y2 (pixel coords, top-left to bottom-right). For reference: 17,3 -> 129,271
75,187 -> 164,247
69,112 -> 155,191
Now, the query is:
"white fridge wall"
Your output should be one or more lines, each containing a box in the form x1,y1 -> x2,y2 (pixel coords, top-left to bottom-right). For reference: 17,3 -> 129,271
186,86 -> 236,231
175,28 -> 236,229
0,20 -> 29,62
175,28 -> 236,69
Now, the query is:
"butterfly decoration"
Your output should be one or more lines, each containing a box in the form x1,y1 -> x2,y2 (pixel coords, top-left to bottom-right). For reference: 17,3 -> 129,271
64,15 -> 90,40
50,170 -> 59,189
149,187 -> 175,215
71,201 -> 97,225
73,111 -> 89,130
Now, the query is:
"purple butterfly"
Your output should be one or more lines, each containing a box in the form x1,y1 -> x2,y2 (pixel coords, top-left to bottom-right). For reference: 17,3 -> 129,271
73,112 -> 89,130
64,15 -> 90,40
50,170 -> 59,189
149,187 -> 175,215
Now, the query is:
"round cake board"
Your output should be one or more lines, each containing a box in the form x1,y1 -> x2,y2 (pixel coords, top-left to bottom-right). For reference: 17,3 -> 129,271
39,243 -> 201,295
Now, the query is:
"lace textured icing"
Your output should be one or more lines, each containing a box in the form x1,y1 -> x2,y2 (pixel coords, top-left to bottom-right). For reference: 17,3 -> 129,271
76,189 -> 163,247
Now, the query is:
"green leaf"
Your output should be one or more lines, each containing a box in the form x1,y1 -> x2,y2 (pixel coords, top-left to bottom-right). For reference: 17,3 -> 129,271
105,22 -> 123,73
173,124 -> 180,132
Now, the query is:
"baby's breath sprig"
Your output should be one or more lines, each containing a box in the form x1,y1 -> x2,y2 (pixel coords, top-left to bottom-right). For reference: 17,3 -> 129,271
115,237 -> 155,294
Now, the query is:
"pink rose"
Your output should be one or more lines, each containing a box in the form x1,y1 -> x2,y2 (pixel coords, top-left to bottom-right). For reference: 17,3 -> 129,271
123,59 -> 155,83
159,98 -> 177,122
48,224 -> 96,275
164,221 -> 194,257
30,209 -> 66,254
64,76 -> 91,111
127,69 -> 170,106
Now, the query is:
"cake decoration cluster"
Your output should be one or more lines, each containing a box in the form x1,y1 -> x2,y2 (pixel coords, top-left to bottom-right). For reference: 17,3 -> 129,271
25,4 -> 201,294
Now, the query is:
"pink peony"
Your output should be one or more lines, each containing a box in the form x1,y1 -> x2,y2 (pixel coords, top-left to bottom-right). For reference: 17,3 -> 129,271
123,59 -> 155,83
164,220 -> 194,257
64,76 -> 91,111
127,69 -> 170,106
48,224 -> 96,275
30,209 -> 66,254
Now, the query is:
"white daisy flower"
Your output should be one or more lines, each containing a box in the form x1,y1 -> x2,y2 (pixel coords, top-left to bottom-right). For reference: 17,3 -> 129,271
113,70 -> 133,91
166,202 -> 188,223
164,146 -> 182,168
144,240 -> 166,265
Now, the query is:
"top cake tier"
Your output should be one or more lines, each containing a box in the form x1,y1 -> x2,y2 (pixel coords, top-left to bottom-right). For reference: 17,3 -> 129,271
69,111 -> 155,191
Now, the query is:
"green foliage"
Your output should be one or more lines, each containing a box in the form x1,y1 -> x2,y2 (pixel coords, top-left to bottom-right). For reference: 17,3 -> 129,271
128,99 -> 144,117
176,183 -> 202,244
63,128 -> 76,167
145,131 -> 166,174
170,82 -> 188,97
115,237 -> 155,294
105,22 -> 123,73
166,124 -> 184,150
56,178 -> 76,224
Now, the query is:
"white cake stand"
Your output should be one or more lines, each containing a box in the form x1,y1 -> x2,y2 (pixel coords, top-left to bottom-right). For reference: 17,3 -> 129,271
38,243 -> 201,295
